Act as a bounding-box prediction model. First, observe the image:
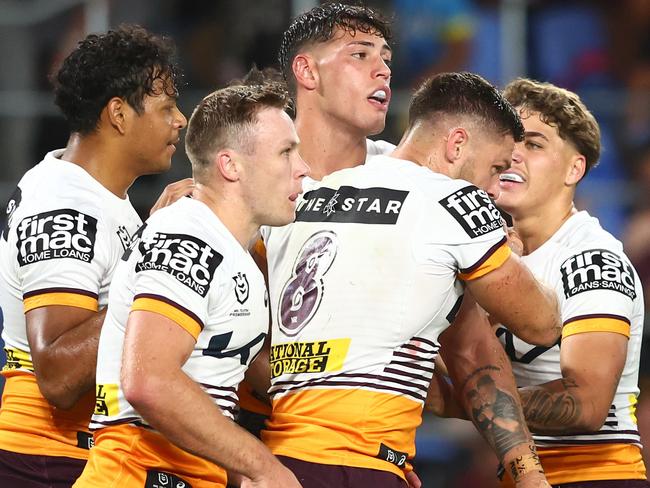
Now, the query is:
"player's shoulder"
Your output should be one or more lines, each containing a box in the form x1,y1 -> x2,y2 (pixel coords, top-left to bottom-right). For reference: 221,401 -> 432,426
143,197 -> 241,259
555,211 -> 626,258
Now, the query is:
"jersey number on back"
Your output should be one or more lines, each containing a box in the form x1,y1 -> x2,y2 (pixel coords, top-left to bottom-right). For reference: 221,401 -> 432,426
279,230 -> 338,336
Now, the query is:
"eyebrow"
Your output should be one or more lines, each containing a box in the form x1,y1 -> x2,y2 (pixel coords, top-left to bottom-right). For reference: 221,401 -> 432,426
347,40 -> 393,54
525,131 -> 549,141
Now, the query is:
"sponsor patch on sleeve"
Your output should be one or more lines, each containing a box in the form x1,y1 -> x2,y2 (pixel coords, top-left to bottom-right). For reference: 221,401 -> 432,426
439,185 -> 502,238
16,209 -> 98,266
560,249 -> 636,299
135,233 -> 222,297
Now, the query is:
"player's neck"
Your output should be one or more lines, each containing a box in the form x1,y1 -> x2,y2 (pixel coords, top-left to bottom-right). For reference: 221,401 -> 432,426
61,133 -> 135,199
512,198 -> 577,255
295,111 -> 367,180
192,183 -> 257,250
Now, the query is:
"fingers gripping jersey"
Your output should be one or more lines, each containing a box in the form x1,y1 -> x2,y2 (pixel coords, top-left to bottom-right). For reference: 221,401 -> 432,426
0,150 -> 141,459
261,155 -> 511,479
495,211 -> 646,484
85,197 -> 267,485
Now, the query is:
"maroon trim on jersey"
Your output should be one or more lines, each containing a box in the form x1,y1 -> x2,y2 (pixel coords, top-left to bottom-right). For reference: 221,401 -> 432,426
133,293 -> 205,331
23,287 -> 98,300
563,313 -> 630,326
459,236 -> 507,275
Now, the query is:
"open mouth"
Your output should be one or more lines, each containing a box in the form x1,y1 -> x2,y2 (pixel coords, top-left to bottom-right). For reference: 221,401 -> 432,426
499,173 -> 525,183
368,88 -> 390,108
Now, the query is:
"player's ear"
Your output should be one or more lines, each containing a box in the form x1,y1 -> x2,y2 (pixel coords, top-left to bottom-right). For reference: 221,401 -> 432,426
444,127 -> 468,162
566,153 -> 586,186
292,54 -> 318,91
214,149 -> 240,182
105,97 -> 129,135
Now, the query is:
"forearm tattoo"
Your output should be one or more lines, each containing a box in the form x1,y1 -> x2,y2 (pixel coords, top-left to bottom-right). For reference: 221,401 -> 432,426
464,369 -> 529,461
520,378 -> 581,434
509,447 -> 544,483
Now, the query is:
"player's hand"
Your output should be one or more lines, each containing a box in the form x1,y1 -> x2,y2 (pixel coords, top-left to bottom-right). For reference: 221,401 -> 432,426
149,178 -> 194,215
406,470 -> 422,488
241,464 -> 302,488
505,225 -> 524,256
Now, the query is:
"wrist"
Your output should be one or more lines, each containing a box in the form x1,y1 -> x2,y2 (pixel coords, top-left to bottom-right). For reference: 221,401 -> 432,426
508,450 -> 544,485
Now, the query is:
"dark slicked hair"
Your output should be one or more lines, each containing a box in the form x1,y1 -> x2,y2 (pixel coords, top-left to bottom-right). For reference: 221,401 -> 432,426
503,78 -> 601,177
279,2 -> 392,94
185,68 -> 292,182
409,72 -> 525,142
53,24 -> 181,134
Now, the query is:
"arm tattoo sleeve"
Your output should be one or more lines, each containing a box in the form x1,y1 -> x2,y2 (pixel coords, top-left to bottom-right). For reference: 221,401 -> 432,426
519,377 -> 582,434
465,370 -> 529,461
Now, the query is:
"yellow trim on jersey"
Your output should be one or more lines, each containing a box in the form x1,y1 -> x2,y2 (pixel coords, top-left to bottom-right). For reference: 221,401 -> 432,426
131,297 -> 201,341
562,317 -> 630,339
2,347 -> 34,372
458,243 -> 511,281
23,292 -> 98,313
75,424 -> 226,487
629,394 -> 639,425
252,238 -> 267,260
237,381 -> 272,416
0,371 -> 94,459
265,388 -> 422,480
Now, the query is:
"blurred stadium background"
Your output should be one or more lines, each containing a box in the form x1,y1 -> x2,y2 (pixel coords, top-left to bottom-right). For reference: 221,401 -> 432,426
0,0 -> 649,486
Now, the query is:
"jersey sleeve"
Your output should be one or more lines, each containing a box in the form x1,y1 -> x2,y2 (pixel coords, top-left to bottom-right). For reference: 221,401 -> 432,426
129,228 -> 224,341
422,181 -> 510,280
16,207 -> 107,313
558,247 -> 637,339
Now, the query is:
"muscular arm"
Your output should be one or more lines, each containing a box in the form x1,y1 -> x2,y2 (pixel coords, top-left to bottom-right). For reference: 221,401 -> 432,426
26,305 -> 106,409
121,310 -> 299,486
466,253 -> 561,347
438,295 -> 547,486
519,331 -> 627,434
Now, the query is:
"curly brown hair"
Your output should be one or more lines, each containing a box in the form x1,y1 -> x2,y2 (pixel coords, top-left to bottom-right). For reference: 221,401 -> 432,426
503,78 -> 601,178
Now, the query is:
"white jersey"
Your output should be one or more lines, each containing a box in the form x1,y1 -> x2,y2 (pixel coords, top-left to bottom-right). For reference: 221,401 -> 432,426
495,211 -> 646,484
0,149 -> 141,458
366,138 -> 395,157
260,155 -> 511,478
91,197 -> 268,430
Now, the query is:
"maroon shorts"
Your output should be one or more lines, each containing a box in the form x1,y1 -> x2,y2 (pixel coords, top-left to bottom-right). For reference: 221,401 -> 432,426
278,455 -> 408,488
0,448 -> 86,487
554,481 -> 650,488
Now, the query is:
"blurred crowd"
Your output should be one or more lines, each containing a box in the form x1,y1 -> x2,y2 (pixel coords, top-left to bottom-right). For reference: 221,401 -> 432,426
0,0 -> 649,486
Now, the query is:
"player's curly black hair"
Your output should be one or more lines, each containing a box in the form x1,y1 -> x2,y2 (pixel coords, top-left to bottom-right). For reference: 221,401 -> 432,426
278,2 -> 392,94
52,24 -> 181,134
409,72 -> 525,142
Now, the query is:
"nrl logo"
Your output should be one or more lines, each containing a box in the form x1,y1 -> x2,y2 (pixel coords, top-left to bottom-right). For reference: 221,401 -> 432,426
233,272 -> 249,304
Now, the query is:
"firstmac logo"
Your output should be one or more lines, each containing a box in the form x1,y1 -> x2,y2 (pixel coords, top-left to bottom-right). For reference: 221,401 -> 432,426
440,185 -> 502,238
136,233 -> 222,297
16,209 -> 97,266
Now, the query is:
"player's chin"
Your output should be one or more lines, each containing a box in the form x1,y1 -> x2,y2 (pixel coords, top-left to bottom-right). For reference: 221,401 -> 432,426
365,118 -> 386,136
